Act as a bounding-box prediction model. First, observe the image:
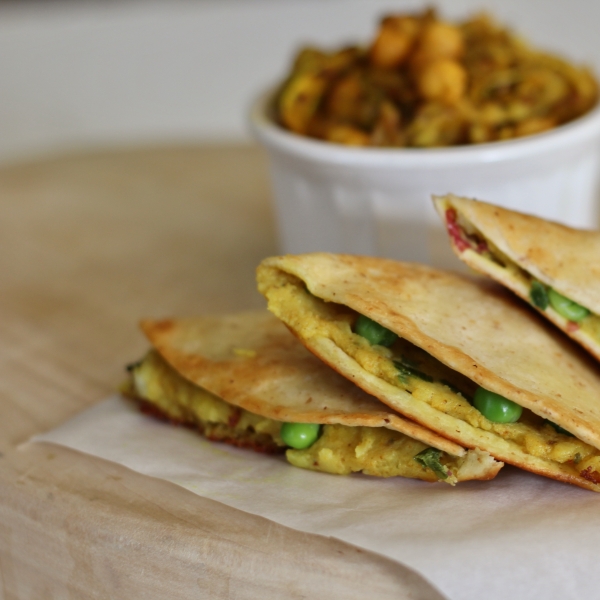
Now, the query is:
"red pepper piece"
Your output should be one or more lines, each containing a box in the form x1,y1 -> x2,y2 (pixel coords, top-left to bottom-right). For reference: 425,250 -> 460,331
445,208 -> 471,252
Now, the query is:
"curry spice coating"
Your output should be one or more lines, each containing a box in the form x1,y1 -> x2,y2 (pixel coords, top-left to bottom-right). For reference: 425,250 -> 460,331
275,8 -> 597,147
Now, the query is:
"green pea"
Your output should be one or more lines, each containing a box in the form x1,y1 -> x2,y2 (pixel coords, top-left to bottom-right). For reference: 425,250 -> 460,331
529,281 -> 549,310
548,288 -> 589,322
473,387 -> 522,423
354,314 -> 398,347
281,422 -> 321,449
413,447 -> 449,480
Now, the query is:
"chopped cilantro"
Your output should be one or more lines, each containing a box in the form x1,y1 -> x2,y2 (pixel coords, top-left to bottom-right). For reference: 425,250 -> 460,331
414,447 -> 449,480
545,419 -> 574,437
355,314 -> 398,347
530,281 -> 549,310
126,359 -> 143,373
399,355 -> 419,369
394,359 -> 434,384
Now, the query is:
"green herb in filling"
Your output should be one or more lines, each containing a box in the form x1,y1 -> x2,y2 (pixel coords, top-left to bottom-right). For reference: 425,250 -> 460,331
545,419 -> 574,437
126,359 -> 144,373
530,280 -> 549,310
354,314 -> 398,347
414,447 -> 449,480
394,358 -> 434,384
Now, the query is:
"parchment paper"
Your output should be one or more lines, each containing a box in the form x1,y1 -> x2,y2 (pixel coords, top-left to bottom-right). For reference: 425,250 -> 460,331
37,395 -> 600,600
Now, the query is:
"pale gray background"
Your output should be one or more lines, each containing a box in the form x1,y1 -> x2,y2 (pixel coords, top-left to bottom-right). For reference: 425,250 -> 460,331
0,0 -> 597,161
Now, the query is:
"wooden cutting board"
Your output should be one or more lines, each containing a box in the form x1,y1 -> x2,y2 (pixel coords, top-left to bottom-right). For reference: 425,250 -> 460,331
0,144 -> 442,600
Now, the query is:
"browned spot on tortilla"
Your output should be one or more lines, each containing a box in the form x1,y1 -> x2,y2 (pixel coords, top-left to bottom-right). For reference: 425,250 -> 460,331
580,467 -> 600,484
143,318 -> 174,334
134,397 -> 283,454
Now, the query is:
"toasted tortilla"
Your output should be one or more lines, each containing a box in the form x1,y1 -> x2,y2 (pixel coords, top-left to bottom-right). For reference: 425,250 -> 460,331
433,194 -> 600,362
132,311 -> 501,483
257,253 -> 600,491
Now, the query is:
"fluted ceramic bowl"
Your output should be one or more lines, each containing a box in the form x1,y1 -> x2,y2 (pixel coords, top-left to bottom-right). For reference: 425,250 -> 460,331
250,90 -> 600,268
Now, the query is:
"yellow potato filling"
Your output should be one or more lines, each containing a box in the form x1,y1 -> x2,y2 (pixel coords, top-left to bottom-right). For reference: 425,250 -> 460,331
581,315 -> 600,343
127,350 -> 282,453
265,272 -> 600,481
125,350 -> 470,483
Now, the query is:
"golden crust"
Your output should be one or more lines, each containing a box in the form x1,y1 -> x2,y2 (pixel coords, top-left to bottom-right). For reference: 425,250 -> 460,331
433,195 -> 600,313
257,253 -> 600,491
141,311 -> 468,456
434,194 -> 600,309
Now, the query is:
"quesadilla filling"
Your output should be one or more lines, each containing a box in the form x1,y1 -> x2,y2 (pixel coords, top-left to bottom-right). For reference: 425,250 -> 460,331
443,206 -> 600,344
264,271 -> 600,484
124,350 -> 475,484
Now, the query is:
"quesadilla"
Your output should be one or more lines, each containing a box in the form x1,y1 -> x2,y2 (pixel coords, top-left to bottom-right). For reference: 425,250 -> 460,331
257,253 -> 600,491
124,311 -> 501,484
433,194 -> 600,362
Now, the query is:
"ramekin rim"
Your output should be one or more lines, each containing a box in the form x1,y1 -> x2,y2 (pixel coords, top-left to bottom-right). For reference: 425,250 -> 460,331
248,87 -> 600,167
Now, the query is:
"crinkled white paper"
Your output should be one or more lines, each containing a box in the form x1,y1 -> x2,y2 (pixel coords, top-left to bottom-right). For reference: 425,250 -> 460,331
37,395 -> 600,600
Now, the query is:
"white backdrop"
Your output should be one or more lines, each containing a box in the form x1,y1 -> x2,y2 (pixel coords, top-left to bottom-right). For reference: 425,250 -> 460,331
0,0 -> 598,161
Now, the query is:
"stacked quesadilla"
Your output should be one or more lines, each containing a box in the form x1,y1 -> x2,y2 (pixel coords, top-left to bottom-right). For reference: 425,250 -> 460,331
257,253 -> 600,492
433,194 -> 600,362
127,196 -> 600,492
125,311 -> 501,484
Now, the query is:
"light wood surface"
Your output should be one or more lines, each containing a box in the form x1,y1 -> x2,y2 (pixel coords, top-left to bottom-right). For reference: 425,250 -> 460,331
0,145 -> 443,599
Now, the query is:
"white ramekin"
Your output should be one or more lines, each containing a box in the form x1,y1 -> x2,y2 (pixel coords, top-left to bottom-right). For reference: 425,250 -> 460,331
249,90 -> 600,268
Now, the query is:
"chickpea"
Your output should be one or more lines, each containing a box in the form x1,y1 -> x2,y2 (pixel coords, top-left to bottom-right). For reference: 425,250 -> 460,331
416,58 -> 467,104
276,9 -> 599,147
370,17 -> 420,68
416,21 -> 465,61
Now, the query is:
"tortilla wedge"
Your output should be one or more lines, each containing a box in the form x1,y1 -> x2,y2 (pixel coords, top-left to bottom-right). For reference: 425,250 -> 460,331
126,311 -> 501,484
257,253 -> 600,491
433,194 -> 600,362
